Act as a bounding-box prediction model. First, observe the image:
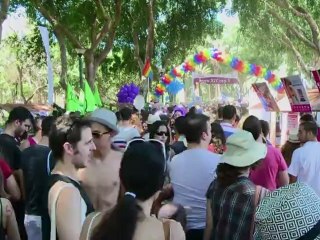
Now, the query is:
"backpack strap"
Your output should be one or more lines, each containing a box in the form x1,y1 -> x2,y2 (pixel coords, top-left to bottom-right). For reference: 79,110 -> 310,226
297,220 -> 320,240
162,220 -> 171,240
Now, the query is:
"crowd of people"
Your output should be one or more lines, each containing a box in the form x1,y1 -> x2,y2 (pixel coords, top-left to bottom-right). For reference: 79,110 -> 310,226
0,104 -> 319,240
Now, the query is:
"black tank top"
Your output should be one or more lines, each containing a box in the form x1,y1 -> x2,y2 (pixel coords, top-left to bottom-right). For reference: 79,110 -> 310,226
0,200 -> 5,240
42,174 -> 94,240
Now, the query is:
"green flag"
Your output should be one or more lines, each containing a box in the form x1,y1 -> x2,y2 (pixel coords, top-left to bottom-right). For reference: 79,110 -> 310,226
94,84 -> 103,107
84,81 -> 97,112
66,83 -> 81,112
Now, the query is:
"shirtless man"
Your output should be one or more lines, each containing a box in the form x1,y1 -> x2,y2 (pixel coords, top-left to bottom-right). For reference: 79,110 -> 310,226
78,109 -> 123,211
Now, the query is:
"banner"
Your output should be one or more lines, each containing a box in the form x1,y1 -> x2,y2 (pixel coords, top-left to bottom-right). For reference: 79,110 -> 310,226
252,82 -> 280,112
38,26 -> 54,105
311,70 -> 320,92
281,75 -> 311,112
193,73 -> 238,84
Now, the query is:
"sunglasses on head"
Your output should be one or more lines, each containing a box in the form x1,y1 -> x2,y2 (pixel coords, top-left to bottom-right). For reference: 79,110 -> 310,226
156,131 -> 169,136
92,130 -> 112,139
125,138 -> 167,172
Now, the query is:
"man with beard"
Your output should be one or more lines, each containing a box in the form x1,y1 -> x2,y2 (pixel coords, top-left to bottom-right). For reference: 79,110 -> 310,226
78,109 -> 123,212
0,106 -> 34,239
43,115 -> 96,240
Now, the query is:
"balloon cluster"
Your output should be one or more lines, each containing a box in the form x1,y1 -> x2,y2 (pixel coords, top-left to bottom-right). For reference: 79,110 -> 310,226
117,83 -> 140,104
212,51 -> 284,93
154,48 -> 285,96
166,79 -> 184,95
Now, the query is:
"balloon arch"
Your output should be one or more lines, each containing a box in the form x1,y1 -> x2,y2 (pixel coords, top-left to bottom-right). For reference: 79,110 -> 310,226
154,48 -> 284,97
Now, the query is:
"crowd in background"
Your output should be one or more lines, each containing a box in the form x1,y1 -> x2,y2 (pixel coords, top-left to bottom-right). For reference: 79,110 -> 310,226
0,103 -> 318,240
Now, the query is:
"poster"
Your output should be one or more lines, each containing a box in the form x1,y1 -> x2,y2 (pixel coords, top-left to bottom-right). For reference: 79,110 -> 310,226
252,82 -> 280,112
281,75 -> 311,112
311,70 -> 320,92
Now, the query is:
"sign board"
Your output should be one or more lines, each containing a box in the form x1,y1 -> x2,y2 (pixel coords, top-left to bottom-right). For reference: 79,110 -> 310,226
281,75 -> 311,112
252,82 -> 280,112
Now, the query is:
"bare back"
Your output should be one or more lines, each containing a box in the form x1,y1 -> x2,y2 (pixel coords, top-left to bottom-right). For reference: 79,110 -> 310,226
80,211 -> 185,240
78,150 -> 123,211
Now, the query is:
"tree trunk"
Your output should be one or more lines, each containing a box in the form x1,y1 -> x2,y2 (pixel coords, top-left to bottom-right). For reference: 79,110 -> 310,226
84,51 -> 98,90
54,28 -> 67,90
0,0 -> 9,43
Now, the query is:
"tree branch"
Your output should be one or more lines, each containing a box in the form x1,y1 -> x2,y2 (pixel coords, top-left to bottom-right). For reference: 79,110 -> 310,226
93,0 -> 110,21
95,0 -> 122,65
0,0 -> 10,43
132,30 -> 144,70
266,3 -> 317,51
29,0 -> 83,49
145,0 -> 155,61
280,31 -> 309,75
272,0 -> 320,53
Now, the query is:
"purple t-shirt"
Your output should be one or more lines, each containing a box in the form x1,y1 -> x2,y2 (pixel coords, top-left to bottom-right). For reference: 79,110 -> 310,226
249,145 -> 287,191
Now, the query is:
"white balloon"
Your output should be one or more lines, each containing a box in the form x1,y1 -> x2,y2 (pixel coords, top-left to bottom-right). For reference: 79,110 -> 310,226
133,95 -> 145,111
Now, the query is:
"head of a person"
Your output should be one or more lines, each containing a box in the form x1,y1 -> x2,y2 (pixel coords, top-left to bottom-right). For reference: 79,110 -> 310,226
119,107 -> 133,122
41,116 -> 56,137
150,121 -> 170,145
217,106 -> 224,119
233,114 -> 240,128
6,106 -> 34,137
49,115 -> 96,169
259,120 -> 270,138
184,114 -> 211,146
174,116 -> 186,136
211,122 -> 226,146
91,142 -> 165,240
299,113 -> 314,124
216,130 -> 267,188
222,105 -> 237,123
87,109 -> 119,152
142,121 -> 148,132
242,115 -> 262,141
281,141 -> 300,166
298,121 -> 318,144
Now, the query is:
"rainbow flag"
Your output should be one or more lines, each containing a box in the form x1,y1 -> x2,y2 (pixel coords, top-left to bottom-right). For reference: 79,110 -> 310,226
142,58 -> 153,80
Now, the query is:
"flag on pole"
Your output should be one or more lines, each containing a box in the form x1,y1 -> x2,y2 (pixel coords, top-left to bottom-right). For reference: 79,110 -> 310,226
142,58 -> 153,80
66,83 -> 81,112
94,84 -> 103,107
84,81 -> 97,112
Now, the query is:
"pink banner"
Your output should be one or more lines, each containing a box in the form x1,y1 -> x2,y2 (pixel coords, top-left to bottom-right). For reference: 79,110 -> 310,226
193,77 -> 238,84
311,70 -> 320,92
281,75 -> 311,113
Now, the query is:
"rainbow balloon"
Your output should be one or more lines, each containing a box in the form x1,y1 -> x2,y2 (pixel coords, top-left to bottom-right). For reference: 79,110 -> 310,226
154,48 -> 284,96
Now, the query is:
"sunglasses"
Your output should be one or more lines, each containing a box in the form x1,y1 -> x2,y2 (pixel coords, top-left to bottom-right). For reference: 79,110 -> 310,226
126,138 -> 167,172
92,130 -> 112,139
156,131 -> 169,136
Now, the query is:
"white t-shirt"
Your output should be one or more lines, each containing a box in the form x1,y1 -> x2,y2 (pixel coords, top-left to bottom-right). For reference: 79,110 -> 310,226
112,126 -> 140,149
169,148 -> 220,230
288,141 -> 320,196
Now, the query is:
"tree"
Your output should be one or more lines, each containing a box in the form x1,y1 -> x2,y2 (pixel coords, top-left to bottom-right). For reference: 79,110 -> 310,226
231,0 -> 320,77
15,0 -> 122,89
0,0 -> 10,43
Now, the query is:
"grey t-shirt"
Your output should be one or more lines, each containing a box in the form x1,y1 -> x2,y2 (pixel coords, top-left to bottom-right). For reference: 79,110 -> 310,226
169,148 -> 220,230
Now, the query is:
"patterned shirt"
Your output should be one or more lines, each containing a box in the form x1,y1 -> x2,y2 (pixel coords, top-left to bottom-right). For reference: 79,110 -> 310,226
206,177 -> 256,240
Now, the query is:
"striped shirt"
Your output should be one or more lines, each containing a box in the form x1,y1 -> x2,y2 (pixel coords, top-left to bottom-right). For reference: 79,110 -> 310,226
220,122 -> 237,138
112,126 -> 140,150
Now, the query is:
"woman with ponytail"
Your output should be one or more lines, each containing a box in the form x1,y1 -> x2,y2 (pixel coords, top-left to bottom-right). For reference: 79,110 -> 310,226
80,142 -> 185,240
